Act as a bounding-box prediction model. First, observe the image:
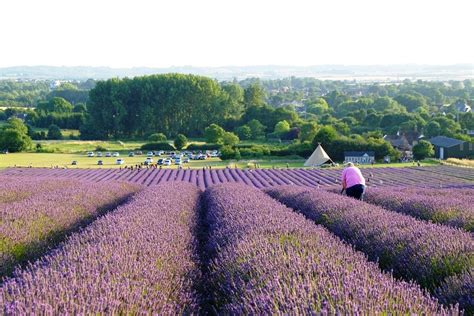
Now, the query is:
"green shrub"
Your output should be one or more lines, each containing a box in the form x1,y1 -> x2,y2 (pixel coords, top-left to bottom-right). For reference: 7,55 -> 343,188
220,145 -> 240,160
174,134 -> 188,150
141,142 -> 175,151
148,133 -> 167,142
239,145 -> 271,158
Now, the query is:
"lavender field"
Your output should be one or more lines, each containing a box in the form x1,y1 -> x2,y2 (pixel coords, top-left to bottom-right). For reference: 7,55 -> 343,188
2,165 -> 473,189
0,166 -> 472,314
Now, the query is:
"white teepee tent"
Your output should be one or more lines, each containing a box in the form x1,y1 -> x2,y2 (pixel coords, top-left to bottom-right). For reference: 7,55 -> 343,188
304,144 -> 332,167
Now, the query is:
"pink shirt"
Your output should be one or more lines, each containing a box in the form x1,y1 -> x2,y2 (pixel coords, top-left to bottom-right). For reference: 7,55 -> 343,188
342,166 -> 365,188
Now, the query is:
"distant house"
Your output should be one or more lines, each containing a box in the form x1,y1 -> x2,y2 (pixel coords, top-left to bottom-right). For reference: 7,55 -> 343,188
384,135 -> 411,150
429,136 -> 474,159
344,151 -> 375,164
453,100 -> 471,113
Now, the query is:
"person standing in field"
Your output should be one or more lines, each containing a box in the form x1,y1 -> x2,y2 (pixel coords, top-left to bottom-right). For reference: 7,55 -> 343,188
341,162 -> 366,200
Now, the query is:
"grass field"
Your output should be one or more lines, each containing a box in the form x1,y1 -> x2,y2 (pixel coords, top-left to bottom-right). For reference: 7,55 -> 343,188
0,152 -> 441,170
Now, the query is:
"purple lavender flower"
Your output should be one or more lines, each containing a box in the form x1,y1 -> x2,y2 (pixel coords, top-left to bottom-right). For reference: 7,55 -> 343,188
0,178 -> 139,277
0,183 -> 201,314
265,185 -> 473,294
203,183 -> 454,314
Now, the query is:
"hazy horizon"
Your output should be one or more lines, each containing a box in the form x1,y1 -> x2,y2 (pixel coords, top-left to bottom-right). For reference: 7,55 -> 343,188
1,0 -> 473,68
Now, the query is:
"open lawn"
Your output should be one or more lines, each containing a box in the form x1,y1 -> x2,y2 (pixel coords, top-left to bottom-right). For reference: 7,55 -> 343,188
0,152 -> 440,169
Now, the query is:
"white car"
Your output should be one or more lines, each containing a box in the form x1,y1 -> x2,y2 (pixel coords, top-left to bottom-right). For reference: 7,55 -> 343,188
112,152 -> 120,157
145,157 -> 153,164
105,152 -> 112,157
163,159 -> 172,166
96,152 -> 103,157
87,152 -> 95,157
147,152 -> 154,157
116,158 -> 125,165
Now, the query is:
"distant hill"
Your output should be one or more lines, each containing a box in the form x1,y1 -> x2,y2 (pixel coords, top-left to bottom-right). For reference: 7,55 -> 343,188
0,64 -> 472,81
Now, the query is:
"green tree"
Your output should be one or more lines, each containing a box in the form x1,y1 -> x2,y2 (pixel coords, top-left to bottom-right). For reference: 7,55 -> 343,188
221,132 -> 240,146
412,140 -> 434,160
0,118 -> 32,152
6,118 -> 28,135
204,124 -> 225,143
235,125 -> 252,140
432,116 -> 461,137
306,98 -> 329,115
174,134 -> 188,150
312,125 -> 338,148
394,93 -> 428,112
47,124 -> 63,140
222,83 -> 244,117
37,97 -> 74,113
148,133 -> 167,142
84,74 -> 239,139
247,119 -> 266,139
459,112 -> 474,130
274,120 -> 290,136
425,121 -> 441,138
244,83 -> 266,107
73,103 -> 87,113
299,122 -> 318,142
220,145 -> 240,160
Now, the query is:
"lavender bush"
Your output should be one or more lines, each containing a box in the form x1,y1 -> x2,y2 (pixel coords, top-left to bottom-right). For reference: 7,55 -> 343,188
265,186 -> 474,292
364,187 -> 474,231
0,177 -> 76,204
436,268 -> 474,314
0,179 -> 138,277
203,184 -> 454,314
0,183 -> 201,314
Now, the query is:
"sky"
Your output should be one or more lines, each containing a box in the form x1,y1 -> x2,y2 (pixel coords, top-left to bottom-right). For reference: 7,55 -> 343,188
0,0 -> 473,68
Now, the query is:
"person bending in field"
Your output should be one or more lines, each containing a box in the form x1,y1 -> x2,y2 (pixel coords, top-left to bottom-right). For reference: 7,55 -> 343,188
341,162 -> 366,200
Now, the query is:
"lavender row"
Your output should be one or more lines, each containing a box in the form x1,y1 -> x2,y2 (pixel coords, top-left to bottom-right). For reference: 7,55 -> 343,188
0,183 -> 201,314
364,187 -> 474,231
265,186 -> 473,294
0,179 -> 138,277
0,177 -> 77,204
203,184 -> 453,314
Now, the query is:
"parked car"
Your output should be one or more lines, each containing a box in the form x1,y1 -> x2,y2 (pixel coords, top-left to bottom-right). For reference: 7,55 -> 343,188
135,151 -> 143,155
128,152 -> 135,157
147,151 -> 154,157
145,157 -> 153,164
96,152 -> 103,157
163,159 -> 171,166
112,152 -> 120,157
97,160 -> 103,165
154,151 -> 162,156
157,159 -> 164,165
87,152 -> 95,157
116,159 -> 125,165
183,157 -> 190,163
71,161 -> 78,165
175,158 -> 182,165
105,152 -> 112,157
